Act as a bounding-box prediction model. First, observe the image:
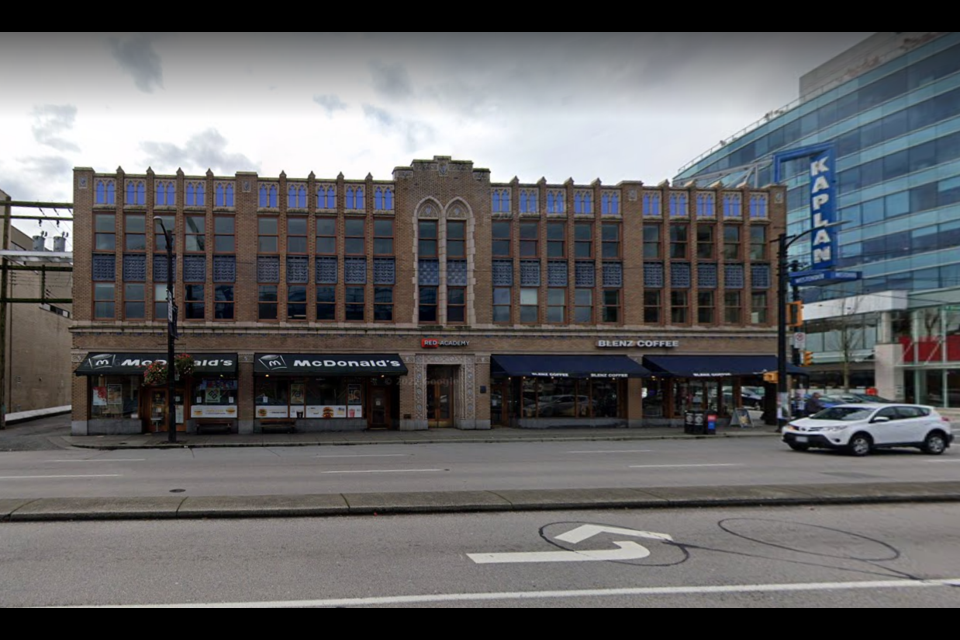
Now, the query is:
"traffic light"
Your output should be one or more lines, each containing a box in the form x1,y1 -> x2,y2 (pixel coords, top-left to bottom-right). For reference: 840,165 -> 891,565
803,350 -> 814,366
787,301 -> 804,328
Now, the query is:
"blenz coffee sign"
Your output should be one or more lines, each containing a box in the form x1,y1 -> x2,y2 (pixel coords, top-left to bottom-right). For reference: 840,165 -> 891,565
597,340 -> 680,348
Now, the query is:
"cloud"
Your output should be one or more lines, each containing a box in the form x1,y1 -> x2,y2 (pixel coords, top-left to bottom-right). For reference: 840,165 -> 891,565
31,105 -> 80,152
362,104 -> 434,152
108,33 -> 164,93
369,60 -> 414,100
139,129 -> 257,174
313,94 -> 347,115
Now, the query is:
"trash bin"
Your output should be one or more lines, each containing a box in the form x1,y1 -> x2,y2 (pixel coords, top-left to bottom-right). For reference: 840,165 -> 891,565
684,410 -> 706,435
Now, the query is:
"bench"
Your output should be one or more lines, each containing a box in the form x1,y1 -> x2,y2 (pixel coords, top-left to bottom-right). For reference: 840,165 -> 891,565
260,418 -> 297,434
196,419 -> 234,435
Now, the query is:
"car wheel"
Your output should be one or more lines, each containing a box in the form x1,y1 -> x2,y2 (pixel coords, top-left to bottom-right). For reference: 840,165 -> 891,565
921,432 -> 948,456
847,433 -> 873,457
788,443 -> 810,452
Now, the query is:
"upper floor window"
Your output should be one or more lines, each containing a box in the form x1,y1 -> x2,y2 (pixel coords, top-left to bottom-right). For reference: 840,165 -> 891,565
602,223 -> 621,259
185,215 -> 205,253
492,188 -> 510,214
258,217 -> 279,253
345,185 -> 364,210
374,186 -> 394,211
153,215 -> 174,252
723,225 -> 741,260
374,219 -> 394,255
95,214 -> 116,251
287,184 -> 307,209
345,219 -> 365,255
749,193 -> 769,219
317,218 -> 336,255
669,224 -> 689,259
722,193 -> 742,219
696,224 -> 715,260
642,192 -> 661,217
185,182 -> 205,207
214,216 -> 235,252
696,192 -> 715,218
519,222 -> 539,258
317,185 -> 337,210
574,190 -> 593,215
669,192 -> 688,218
419,220 -> 438,257
124,214 -> 145,252
643,224 -> 661,259
95,179 -> 116,205
493,221 -> 511,257
447,221 -> 466,258
575,223 -> 593,258
125,180 -> 146,206
749,225 -> 767,261
287,217 -> 308,254
155,181 -> 175,207
547,222 -> 566,258
259,184 -> 278,208
519,189 -> 538,214
547,190 -> 565,214
215,183 -> 234,208
601,192 -> 620,215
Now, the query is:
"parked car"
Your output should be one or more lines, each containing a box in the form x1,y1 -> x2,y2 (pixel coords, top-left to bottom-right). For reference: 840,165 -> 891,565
782,403 -> 954,457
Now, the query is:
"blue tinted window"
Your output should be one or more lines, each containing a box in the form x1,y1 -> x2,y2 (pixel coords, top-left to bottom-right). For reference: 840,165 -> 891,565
837,129 -> 860,157
885,191 -> 910,218
862,198 -> 884,225
911,182 -> 938,212
882,109 -> 908,140
908,43 -> 960,90
883,149 -> 909,180
840,204 -> 862,227
860,119 -> 883,149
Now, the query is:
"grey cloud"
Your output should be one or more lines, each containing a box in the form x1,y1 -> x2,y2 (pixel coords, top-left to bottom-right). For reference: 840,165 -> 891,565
369,60 -> 414,100
313,94 -> 348,115
31,105 -> 80,152
140,129 -> 256,174
362,104 -> 434,152
108,33 -> 164,93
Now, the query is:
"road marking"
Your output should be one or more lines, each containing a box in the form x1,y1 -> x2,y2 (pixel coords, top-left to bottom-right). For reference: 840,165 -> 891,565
566,450 -> 654,454
628,464 -> 744,469
53,577 -> 960,608
313,454 -> 409,459
0,474 -> 121,480
469,524 -> 673,565
46,459 -> 146,463
318,468 -> 445,475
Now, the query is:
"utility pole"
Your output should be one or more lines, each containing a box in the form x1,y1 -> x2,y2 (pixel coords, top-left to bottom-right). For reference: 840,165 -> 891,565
155,217 -> 177,444
0,193 -> 10,429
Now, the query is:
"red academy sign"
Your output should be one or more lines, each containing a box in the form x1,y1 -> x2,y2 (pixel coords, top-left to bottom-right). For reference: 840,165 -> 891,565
421,338 -> 470,349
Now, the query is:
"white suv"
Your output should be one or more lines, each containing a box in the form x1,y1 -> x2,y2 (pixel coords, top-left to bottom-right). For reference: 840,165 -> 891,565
782,403 -> 954,457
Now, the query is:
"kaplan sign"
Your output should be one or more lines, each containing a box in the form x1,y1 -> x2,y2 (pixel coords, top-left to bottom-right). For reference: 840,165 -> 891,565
810,149 -> 837,270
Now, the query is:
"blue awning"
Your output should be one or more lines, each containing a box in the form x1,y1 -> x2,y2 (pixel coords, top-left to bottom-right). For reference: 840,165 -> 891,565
490,354 -> 649,379
642,355 -> 807,378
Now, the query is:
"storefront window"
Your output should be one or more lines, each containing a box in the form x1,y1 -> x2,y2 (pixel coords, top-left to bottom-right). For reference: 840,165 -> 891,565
536,379 -> 579,418
592,380 -> 619,418
90,376 -> 140,419
517,378 -> 624,419
254,377 -> 288,418
190,378 -> 238,419
643,379 -> 666,418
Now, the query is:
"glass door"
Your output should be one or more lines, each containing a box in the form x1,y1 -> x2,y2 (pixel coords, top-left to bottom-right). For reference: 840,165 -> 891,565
426,378 -> 454,428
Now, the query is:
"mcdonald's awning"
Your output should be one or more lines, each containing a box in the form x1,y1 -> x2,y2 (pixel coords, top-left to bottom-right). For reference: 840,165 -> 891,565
74,353 -> 238,376
253,354 -> 408,376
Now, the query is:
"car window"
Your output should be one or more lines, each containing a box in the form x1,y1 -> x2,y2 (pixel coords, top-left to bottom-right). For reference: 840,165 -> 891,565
811,407 -> 874,421
876,407 -> 900,421
895,407 -> 922,419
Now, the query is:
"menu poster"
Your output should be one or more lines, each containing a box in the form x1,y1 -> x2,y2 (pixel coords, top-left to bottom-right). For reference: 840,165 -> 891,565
256,406 -> 289,419
290,384 -> 305,405
348,406 -> 363,419
107,384 -> 123,407
205,387 -> 222,404
306,406 -> 347,419
347,384 -> 362,405
93,386 -> 107,406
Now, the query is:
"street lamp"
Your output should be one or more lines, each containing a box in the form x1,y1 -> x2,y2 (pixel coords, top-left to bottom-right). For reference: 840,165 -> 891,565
776,221 -> 845,429
154,217 -> 177,444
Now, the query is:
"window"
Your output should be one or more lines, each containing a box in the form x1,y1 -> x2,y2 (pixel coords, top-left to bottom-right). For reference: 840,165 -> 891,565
447,221 -> 466,258
95,214 -> 116,251
214,217 -> 235,252
519,189 -> 538,214
520,289 -> 539,323
259,285 -> 278,320
575,289 -> 593,323
723,193 -> 742,218
287,217 -> 307,254
671,290 -> 688,324
155,181 -> 175,207
259,184 -> 278,208
602,290 -> 620,323
419,221 -> 438,257
493,221 -> 511,257
215,285 -> 234,320
345,186 -> 364,210
317,185 -> 336,210
492,189 -> 510,214
547,222 -> 566,258
669,192 -> 688,218
448,287 -> 466,323
419,286 -> 438,323
288,285 -> 307,320
316,218 -> 337,255
575,223 -> 593,258
725,291 -> 742,324
374,219 -> 394,255
185,284 -> 204,320
723,226 -> 741,260
374,187 -> 394,211
345,286 -> 364,321
345,219 -> 365,255
153,215 -> 174,252
696,224 -> 714,259
125,180 -> 146,206
316,286 -> 336,321
520,222 -> 539,257
374,287 -> 394,322
642,192 -> 661,217
574,191 -> 592,215
749,226 -> 767,261
696,193 -> 715,218
124,214 -> 145,251
95,179 -> 116,205
155,284 -> 169,320
643,225 -> 661,259
644,291 -> 661,324
547,289 -> 566,323
124,283 -> 144,319
697,290 -> 714,324
185,182 -> 205,207
215,183 -> 234,208
493,288 -> 511,323
602,224 -> 620,259
185,215 -> 205,253
547,190 -> 565,214
751,292 -> 768,324
602,192 -> 620,215
749,193 -> 768,219
258,217 -> 278,253
287,184 -> 307,209
670,224 -> 688,259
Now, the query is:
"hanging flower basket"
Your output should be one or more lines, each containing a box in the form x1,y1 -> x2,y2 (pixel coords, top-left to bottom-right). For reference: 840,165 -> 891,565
143,354 -> 195,386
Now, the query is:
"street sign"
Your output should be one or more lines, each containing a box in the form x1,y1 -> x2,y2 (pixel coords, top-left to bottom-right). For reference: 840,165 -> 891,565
467,524 -> 673,565
793,332 -> 806,349
789,270 -> 861,286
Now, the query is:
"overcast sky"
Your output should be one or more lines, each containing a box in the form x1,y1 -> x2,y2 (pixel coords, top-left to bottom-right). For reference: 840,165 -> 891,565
0,32 -> 874,246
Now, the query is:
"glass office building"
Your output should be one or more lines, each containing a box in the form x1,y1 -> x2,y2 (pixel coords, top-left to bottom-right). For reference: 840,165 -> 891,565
675,32 -> 960,406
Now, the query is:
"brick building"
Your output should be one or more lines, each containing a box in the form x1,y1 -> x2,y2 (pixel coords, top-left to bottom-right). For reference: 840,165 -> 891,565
70,156 -> 787,436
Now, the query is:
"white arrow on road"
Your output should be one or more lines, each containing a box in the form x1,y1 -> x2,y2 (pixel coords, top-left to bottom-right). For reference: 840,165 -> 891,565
467,524 -> 673,565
